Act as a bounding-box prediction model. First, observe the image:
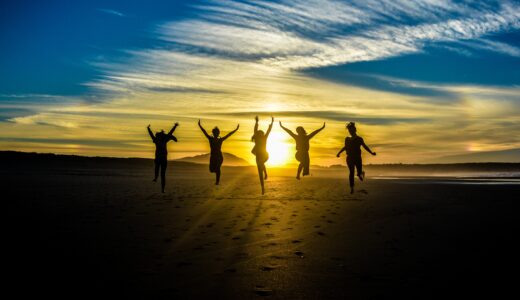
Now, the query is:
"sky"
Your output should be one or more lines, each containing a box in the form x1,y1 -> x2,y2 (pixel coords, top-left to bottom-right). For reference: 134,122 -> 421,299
1,0 -> 519,165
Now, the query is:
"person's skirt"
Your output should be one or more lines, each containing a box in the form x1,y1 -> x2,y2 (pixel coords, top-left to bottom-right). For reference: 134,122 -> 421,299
209,152 -> 223,173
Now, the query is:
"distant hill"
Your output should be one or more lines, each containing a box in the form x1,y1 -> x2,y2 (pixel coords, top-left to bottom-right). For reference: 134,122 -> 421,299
0,151 -> 200,171
176,152 -> 250,166
428,148 -> 520,163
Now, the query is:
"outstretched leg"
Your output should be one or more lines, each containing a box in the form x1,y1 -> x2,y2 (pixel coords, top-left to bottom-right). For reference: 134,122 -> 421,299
153,160 -> 159,182
347,158 -> 355,194
257,163 -> 265,194
296,164 -> 303,180
356,158 -> 364,181
263,165 -> 268,180
215,169 -> 221,185
160,161 -> 167,193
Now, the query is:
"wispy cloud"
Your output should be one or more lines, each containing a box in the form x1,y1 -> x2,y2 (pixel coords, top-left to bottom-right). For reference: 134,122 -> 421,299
457,38 -> 520,57
98,8 -> 125,17
91,0 -> 520,95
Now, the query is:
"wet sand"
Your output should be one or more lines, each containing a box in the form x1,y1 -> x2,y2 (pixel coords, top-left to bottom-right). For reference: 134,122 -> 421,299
4,163 -> 517,298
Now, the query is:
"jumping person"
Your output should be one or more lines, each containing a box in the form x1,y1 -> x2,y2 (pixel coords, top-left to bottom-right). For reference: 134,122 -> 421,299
147,122 -> 179,193
336,122 -> 376,194
252,116 -> 274,194
198,119 -> 239,185
280,121 -> 325,179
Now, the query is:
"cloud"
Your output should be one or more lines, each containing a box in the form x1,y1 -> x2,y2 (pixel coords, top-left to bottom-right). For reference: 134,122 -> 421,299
98,8 -> 125,17
0,137 -> 140,148
211,110 -> 430,124
145,86 -> 224,94
302,69 -> 461,101
458,38 -> 520,57
89,0 -> 520,96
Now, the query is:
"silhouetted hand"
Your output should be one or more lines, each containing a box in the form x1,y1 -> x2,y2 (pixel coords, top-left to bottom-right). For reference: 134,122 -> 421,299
372,152 -> 377,156
147,124 -> 151,128
255,116 -> 259,122
279,121 -> 283,127
336,153 -> 340,158
322,122 -> 326,128
198,119 -> 201,125
174,122 -> 179,127
271,116 -> 274,123
236,124 -> 240,130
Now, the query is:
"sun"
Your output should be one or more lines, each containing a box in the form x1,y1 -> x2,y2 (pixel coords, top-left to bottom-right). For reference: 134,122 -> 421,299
266,131 -> 292,166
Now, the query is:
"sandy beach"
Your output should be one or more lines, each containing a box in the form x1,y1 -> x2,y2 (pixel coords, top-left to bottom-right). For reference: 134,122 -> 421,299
4,158 -> 518,298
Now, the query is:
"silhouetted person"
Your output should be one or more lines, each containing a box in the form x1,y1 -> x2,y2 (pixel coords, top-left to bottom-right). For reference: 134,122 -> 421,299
147,122 -> 178,193
280,121 -> 325,179
252,116 -> 274,194
198,120 -> 239,185
337,122 -> 376,194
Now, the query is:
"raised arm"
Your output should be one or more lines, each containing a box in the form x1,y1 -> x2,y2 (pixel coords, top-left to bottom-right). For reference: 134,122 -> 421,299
265,116 -> 274,138
308,122 -> 326,139
223,124 -> 240,141
198,120 -> 211,140
252,116 -> 259,141
147,125 -> 156,142
279,121 -> 297,139
167,122 -> 179,136
362,139 -> 376,156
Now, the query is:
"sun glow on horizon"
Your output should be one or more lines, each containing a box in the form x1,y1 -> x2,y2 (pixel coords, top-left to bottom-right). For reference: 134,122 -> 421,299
266,131 -> 292,166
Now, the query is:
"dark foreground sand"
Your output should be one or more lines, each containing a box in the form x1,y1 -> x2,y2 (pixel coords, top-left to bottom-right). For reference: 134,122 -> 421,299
4,163 -> 518,298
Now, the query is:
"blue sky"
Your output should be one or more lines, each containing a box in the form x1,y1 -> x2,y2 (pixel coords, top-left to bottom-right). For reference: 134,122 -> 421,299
0,0 -> 192,95
1,0 -> 519,164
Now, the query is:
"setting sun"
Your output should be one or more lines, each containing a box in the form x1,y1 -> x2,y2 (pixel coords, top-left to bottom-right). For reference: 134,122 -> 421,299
266,131 -> 292,166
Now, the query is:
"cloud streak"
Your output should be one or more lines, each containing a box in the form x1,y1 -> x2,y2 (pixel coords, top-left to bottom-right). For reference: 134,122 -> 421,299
98,8 -> 125,17
90,0 -> 520,95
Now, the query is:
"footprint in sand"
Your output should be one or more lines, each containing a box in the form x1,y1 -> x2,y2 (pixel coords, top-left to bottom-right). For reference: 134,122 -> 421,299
261,242 -> 278,248
317,231 -> 326,236
291,239 -> 302,244
294,251 -> 305,258
253,286 -> 273,296
261,264 -> 281,271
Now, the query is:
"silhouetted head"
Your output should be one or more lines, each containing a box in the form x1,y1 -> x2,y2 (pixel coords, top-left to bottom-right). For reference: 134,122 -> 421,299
346,122 -> 356,136
156,130 -> 165,137
255,130 -> 265,139
212,127 -> 220,137
296,126 -> 306,135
